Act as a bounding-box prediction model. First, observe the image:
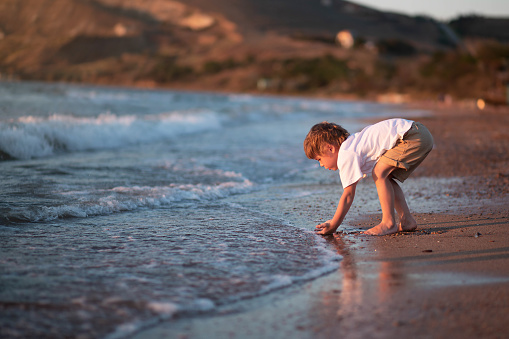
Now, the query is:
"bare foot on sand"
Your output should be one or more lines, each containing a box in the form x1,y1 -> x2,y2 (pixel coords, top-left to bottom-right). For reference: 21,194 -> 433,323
398,216 -> 417,232
362,222 -> 398,236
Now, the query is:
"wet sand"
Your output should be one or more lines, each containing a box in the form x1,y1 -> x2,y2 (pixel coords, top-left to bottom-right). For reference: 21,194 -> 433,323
132,104 -> 509,339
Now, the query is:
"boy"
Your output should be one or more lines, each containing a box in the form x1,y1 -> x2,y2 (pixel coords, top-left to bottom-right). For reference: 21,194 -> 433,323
303,119 -> 433,236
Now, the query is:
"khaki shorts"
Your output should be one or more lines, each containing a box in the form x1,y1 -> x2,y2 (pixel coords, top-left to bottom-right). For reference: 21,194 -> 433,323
379,122 -> 434,182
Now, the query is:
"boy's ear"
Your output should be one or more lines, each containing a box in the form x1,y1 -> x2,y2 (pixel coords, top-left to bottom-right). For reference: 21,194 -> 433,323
325,143 -> 336,154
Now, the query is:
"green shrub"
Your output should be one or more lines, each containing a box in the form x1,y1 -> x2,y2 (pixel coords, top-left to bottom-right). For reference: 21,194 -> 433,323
202,58 -> 238,74
278,55 -> 351,89
151,56 -> 193,82
376,39 -> 417,56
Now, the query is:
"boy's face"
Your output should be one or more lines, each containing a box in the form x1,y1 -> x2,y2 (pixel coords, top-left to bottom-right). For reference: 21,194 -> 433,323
314,144 -> 339,171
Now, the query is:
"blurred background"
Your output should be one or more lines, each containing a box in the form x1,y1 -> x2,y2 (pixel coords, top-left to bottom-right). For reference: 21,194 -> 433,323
1,0 -> 508,105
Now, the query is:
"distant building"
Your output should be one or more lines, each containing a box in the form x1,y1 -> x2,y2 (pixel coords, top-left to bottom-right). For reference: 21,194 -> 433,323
335,30 -> 355,49
113,23 -> 127,37
178,13 -> 215,31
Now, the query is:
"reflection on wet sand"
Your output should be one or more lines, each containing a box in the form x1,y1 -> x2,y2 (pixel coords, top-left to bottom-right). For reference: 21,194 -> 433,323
312,234 -> 414,337
311,224 -> 509,338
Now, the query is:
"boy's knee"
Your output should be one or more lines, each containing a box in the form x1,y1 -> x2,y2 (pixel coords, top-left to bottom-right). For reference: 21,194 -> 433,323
372,162 -> 395,181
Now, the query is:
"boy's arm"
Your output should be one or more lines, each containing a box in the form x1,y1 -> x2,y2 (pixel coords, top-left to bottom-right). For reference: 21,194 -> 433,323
316,182 -> 357,235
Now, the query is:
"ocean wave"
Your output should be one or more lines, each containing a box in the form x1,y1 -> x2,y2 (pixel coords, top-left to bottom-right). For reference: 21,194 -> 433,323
0,111 -> 221,160
6,179 -> 253,222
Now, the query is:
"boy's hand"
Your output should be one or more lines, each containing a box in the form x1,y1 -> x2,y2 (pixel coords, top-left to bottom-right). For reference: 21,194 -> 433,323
315,221 -> 337,235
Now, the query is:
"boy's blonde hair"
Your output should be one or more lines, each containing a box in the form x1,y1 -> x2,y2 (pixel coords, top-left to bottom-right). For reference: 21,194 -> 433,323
304,121 -> 350,159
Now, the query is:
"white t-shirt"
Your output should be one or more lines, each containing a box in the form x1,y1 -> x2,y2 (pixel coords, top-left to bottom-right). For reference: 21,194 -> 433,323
337,118 -> 413,188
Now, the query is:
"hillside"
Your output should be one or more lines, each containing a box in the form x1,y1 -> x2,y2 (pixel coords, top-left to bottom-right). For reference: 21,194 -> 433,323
450,15 -> 509,43
182,0 -> 452,49
0,0 -> 508,101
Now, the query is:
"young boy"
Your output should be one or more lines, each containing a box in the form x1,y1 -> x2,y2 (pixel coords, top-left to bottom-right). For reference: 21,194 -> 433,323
303,119 -> 433,236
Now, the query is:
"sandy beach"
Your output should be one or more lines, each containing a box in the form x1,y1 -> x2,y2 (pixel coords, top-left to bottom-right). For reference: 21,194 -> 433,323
131,103 -> 509,339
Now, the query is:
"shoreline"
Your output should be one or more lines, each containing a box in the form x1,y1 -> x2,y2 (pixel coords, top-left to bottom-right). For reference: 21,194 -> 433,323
130,100 -> 509,338
132,191 -> 509,339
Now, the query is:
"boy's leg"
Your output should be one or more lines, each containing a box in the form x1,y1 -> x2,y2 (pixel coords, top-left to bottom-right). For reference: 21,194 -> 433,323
370,122 -> 432,235
391,179 -> 417,231
363,162 -> 399,235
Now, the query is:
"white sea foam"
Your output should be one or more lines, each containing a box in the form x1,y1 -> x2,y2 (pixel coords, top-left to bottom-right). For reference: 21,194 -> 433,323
257,231 -> 341,295
101,227 -> 340,339
189,298 -> 216,312
7,179 -> 254,222
0,111 -> 221,160
146,301 -> 179,315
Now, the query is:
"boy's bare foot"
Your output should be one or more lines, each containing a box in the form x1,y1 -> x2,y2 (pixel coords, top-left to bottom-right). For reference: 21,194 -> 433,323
398,216 -> 417,232
362,222 -> 398,236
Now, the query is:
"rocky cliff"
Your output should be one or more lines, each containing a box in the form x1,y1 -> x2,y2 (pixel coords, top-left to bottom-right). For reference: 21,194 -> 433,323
0,0 -> 507,100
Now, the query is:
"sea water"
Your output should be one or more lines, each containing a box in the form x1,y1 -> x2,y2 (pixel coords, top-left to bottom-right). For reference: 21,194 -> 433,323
0,81 -> 412,338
